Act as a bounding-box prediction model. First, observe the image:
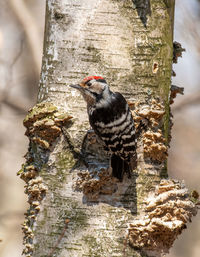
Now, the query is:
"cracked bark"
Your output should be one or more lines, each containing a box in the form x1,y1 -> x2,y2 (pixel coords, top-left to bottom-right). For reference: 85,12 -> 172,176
19,1 -> 198,257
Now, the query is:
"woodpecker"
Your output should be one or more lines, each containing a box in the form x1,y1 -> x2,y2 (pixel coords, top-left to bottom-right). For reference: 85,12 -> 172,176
70,76 -> 137,181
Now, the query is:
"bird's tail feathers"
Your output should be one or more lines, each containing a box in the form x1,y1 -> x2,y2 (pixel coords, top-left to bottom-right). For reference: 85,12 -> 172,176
111,154 -> 136,181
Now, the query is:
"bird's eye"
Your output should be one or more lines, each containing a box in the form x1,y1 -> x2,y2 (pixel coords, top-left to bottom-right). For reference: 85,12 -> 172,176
86,81 -> 92,86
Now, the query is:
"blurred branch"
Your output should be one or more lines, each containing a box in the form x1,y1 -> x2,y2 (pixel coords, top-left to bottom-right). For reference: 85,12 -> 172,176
0,211 -> 24,228
0,38 -> 27,114
9,0 -> 42,76
10,36 -> 24,68
5,37 -> 24,96
1,97 -> 28,114
172,91 -> 200,112
180,2 -> 200,54
0,211 -> 24,221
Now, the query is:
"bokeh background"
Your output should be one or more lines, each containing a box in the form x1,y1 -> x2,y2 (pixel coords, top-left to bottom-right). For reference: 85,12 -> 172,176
0,0 -> 199,256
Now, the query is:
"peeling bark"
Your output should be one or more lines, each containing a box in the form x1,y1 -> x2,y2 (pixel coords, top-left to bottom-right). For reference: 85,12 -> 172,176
19,1 -> 199,257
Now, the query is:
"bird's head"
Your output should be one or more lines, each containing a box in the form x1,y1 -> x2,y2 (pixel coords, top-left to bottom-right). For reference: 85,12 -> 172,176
69,76 -> 111,107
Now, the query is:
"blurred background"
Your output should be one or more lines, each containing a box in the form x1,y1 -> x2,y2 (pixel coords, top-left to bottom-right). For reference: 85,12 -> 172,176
0,0 -> 199,256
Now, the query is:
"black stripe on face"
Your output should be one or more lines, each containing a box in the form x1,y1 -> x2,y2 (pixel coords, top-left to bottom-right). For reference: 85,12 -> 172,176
90,91 -> 103,102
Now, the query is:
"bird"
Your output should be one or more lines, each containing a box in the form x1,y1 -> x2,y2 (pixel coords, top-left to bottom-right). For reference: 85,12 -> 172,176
69,76 -> 137,181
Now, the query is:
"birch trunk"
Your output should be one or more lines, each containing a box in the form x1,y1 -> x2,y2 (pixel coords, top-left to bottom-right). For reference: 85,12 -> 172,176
19,1 -> 199,257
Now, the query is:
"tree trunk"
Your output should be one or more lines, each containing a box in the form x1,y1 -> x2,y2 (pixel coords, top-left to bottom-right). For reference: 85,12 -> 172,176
19,0 -> 199,257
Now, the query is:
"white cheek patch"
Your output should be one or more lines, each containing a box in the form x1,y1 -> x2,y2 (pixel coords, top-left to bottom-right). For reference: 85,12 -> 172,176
89,80 -> 102,94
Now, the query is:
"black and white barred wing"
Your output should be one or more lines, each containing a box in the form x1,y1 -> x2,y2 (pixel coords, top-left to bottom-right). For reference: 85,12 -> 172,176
89,92 -> 136,159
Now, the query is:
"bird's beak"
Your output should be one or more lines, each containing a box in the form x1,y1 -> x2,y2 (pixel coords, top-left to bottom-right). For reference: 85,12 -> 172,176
69,84 -> 82,90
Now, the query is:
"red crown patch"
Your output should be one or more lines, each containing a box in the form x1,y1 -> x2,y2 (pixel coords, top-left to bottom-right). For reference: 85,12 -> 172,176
83,76 -> 104,82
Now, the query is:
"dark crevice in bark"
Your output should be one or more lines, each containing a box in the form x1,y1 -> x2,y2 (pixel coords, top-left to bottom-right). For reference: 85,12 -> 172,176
132,0 -> 151,27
